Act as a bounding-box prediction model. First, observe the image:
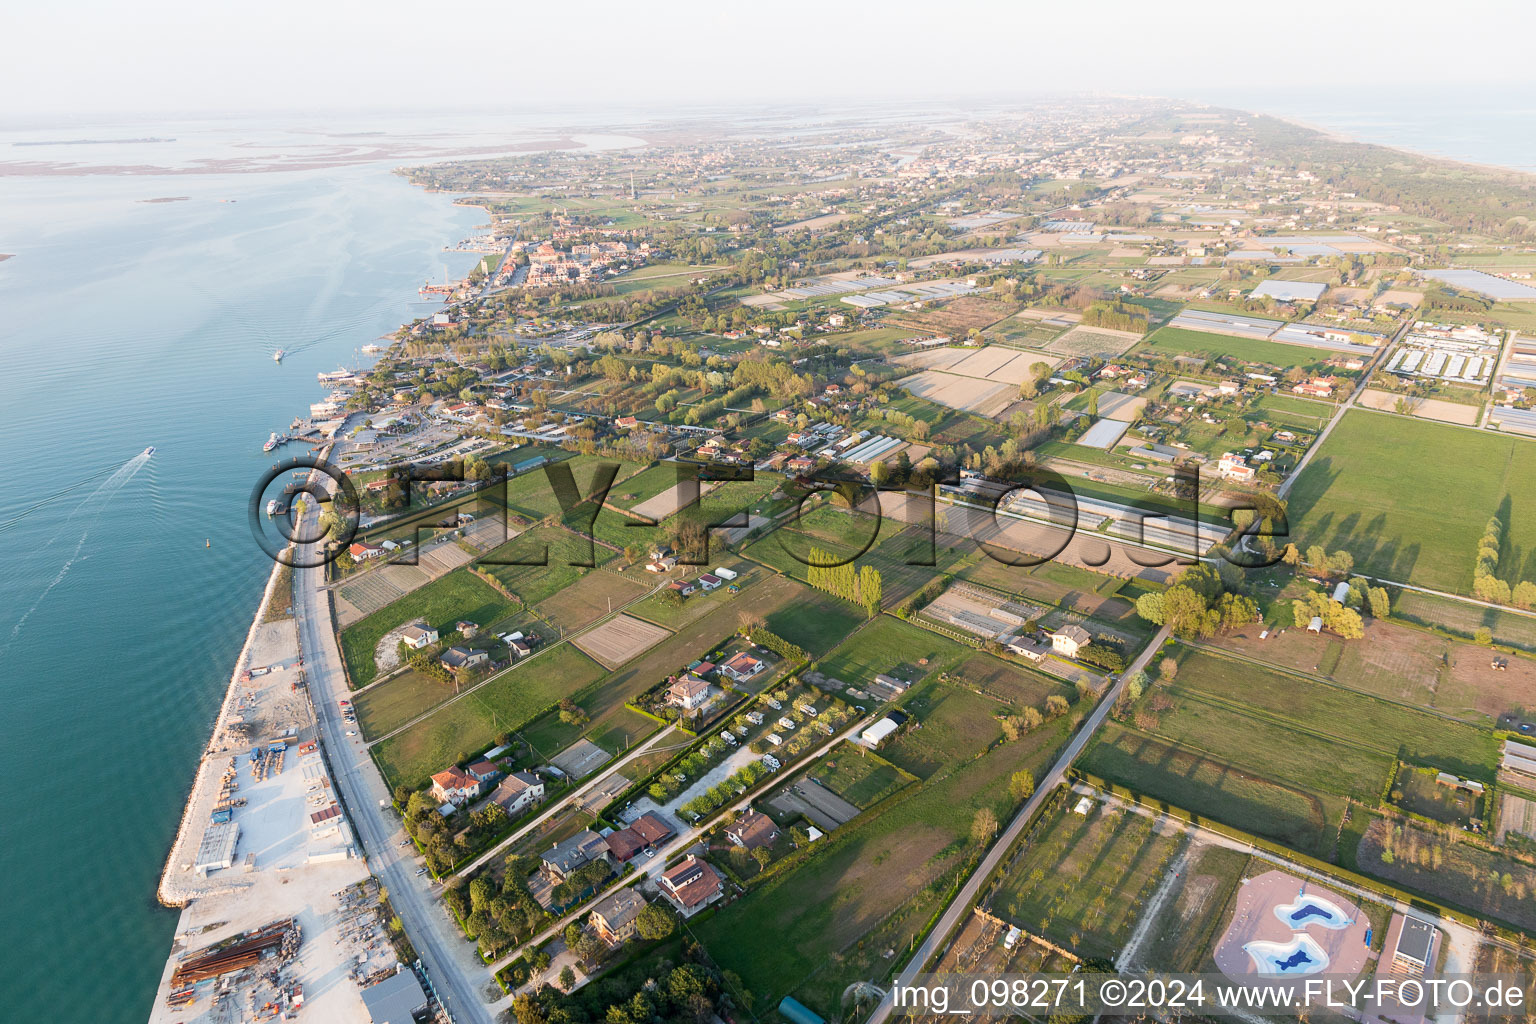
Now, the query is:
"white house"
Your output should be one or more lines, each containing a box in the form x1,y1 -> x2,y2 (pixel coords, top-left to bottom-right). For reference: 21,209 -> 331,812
666,676 -> 710,711
401,624 -> 439,650
1049,624 -> 1092,658
491,770 -> 545,815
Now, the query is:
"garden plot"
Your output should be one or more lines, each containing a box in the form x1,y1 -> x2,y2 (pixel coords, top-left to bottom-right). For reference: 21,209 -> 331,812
1497,793 -> 1536,843
630,480 -> 720,522
1096,391 -> 1148,421
1047,325 -> 1142,359
419,540 -> 474,575
572,613 -> 672,669
899,370 -> 1014,417
334,563 -> 435,627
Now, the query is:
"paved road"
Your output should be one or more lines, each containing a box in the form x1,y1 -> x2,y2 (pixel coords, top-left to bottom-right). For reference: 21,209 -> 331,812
865,624 -> 1172,1024
455,725 -> 682,879
490,712 -> 877,978
363,574 -> 669,748
294,513 -> 495,1024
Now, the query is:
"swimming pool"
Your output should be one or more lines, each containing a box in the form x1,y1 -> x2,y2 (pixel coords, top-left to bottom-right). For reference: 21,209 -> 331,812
1244,935 -> 1330,975
1273,893 -> 1350,930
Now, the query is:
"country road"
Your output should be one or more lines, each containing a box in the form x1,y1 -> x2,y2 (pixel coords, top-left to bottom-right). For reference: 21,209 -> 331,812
294,505 -> 496,1024
865,623 -> 1172,1024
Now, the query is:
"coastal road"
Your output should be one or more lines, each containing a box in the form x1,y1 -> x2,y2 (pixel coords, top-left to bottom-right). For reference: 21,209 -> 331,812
293,531 -> 495,1024
863,624 -> 1172,1024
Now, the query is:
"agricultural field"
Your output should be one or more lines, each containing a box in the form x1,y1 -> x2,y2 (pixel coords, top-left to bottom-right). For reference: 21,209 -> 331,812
761,590 -> 867,657
1135,325 -> 1336,368
1357,817 -> 1536,931
813,615 -> 970,692
1046,325 -> 1142,359
1288,410 -> 1536,595
371,644 -> 607,788
522,573 -> 809,759
1124,843 -> 1253,973
498,454 -> 644,521
1082,644 -> 1499,857
1393,588 -> 1536,651
1392,765 -> 1482,826
1082,725 -> 1335,856
571,613 -> 671,669
807,749 -> 917,809
534,569 -> 649,631
879,680 -> 1004,778
885,295 -> 1021,336
478,527 -> 617,607
747,506 -> 971,606
339,569 -> 518,687
352,668 -> 452,738
954,652 -> 1076,708
987,798 -> 1183,963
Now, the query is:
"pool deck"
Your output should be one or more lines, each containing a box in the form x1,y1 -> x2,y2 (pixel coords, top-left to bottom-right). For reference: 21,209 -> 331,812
1213,869 -> 1373,981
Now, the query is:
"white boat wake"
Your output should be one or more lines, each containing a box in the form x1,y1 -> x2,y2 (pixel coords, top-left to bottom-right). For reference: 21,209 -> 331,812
2,451 -> 151,650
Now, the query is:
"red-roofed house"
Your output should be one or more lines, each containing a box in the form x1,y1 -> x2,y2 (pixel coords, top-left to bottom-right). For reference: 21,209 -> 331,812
724,809 -> 779,849
430,767 -> 482,806
719,652 -> 764,682
659,855 -> 723,915
349,542 -> 386,562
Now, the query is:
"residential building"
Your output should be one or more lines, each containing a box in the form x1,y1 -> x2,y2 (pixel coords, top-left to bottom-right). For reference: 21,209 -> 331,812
491,771 -> 545,815
603,812 -> 675,861
440,646 -> 489,673
429,767 -> 482,807
540,829 -> 610,883
349,542 -> 386,562
719,652 -> 764,682
589,888 -> 647,947
658,855 -> 724,914
465,759 -> 502,785
725,809 -> 779,849
400,624 -> 439,649
666,676 -> 710,710
1049,624 -> 1091,658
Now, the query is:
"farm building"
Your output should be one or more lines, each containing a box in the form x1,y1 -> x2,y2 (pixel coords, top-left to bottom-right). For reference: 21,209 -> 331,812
779,997 -> 827,1024
1502,739 -> 1536,778
1250,279 -> 1327,304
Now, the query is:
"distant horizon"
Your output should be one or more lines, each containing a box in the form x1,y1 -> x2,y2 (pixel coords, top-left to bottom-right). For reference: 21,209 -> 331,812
9,0 -> 1535,118
6,88 -> 1536,180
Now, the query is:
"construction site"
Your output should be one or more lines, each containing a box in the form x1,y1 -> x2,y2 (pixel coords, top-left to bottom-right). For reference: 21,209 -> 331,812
149,577 -> 377,1024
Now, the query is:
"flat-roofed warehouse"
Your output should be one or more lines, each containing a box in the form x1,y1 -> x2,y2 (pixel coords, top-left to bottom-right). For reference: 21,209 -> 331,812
360,968 -> 429,1024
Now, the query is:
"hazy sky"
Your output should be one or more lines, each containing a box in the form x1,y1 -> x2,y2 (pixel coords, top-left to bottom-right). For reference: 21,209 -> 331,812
8,0 -> 1536,120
